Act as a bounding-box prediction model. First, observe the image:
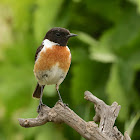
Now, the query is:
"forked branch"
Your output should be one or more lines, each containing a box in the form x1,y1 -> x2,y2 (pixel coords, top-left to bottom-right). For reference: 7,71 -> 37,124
19,91 -> 131,140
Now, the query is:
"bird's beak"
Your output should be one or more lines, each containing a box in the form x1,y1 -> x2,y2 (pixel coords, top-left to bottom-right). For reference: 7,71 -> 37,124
67,33 -> 77,38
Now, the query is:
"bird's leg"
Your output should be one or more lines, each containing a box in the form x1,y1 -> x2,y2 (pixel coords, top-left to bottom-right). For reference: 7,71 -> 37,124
56,84 -> 69,107
37,86 -> 45,113
56,84 -> 63,103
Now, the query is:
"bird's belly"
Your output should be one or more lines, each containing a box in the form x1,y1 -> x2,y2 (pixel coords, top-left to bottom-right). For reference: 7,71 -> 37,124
34,63 -> 66,85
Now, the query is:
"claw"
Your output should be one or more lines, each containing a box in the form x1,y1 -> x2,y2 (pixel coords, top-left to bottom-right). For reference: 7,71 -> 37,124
37,103 -> 42,113
58,99 -> 63,103
57,100 -> 69,108
37,102 -> 46,113
37,85 -> 45,113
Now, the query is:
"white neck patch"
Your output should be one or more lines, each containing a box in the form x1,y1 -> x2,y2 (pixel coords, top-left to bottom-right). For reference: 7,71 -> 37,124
42,39 -> 59,48
41,39 -> 59,53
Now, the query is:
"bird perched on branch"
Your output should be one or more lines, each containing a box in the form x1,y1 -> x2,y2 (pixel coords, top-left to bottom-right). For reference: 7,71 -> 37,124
33,27 -> 77,112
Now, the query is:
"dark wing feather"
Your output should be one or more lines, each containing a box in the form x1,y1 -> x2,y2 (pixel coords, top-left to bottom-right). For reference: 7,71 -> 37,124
35,45 -> 44,61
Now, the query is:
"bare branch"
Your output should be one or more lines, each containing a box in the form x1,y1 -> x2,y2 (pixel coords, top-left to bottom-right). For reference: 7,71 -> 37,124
19,91 -> 131,140
84,91 -> 122,139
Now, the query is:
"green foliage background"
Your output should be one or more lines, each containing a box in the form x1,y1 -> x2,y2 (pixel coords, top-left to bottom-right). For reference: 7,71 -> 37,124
0,0 -> 140,139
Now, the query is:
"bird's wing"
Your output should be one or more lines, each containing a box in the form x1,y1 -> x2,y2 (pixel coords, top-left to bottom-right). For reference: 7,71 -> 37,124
35,45 -> 44,61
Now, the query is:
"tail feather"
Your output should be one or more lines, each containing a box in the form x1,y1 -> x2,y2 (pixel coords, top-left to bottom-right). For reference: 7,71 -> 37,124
33,83 -> 45,98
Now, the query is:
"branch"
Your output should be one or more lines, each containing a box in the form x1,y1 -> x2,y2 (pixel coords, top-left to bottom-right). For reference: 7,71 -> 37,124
19,91 -> 131,140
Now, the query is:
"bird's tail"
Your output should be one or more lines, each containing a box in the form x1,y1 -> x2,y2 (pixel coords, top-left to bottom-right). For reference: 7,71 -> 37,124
33,83 -> 45,98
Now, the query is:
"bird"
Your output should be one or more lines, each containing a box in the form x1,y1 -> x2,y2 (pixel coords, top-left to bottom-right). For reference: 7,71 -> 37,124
33,27 -> 77,112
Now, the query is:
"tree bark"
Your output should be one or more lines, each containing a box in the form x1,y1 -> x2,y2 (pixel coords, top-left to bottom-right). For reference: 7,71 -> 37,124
19,91 -> 131,140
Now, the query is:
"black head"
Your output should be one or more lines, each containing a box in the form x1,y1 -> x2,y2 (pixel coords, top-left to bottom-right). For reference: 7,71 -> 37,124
44,27 -> 77,46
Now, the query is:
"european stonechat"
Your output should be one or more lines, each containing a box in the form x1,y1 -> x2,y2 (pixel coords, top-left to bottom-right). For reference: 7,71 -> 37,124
33,27 -> 77,112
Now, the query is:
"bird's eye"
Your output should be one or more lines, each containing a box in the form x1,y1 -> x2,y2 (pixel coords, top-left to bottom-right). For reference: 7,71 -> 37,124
56,33 -> 61,37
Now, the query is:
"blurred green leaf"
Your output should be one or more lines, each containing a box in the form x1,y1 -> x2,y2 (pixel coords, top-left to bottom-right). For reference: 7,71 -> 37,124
76,31 -> 98,45
44,85 -> 56,97
129,0 -> 140,13
71,59 -> 110,105
1,0 -> 35,36
125,112 -> 140,137
106,62 -> 130,121
85,0 -> 122,22
77,31 -> 117,63
130,52 -> 140,70
35,124 -> 66,140
71,59 -> 94,105
118,60 -> 135,93
34,0 -> 64,43
100,10 -> 140,55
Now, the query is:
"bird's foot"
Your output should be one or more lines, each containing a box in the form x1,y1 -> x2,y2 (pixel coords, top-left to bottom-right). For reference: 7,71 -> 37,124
64,103 -> 69,107
58,100 -> 69,107
37,102 -> 46,113
58,99 -> 63,103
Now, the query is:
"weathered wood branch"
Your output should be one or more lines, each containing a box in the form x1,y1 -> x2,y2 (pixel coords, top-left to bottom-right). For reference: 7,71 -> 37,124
19,91 -> 131,140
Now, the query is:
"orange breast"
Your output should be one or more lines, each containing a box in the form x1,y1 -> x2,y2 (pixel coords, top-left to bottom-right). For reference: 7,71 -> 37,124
34,45 -> 71,73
